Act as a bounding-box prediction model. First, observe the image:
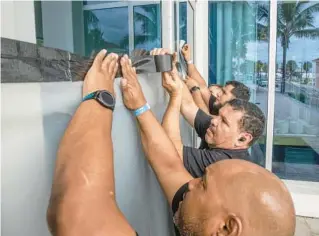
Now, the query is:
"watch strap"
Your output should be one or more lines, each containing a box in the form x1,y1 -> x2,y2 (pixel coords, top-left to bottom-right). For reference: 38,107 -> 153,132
82,90 -> 115,111
82,91 -> 97,101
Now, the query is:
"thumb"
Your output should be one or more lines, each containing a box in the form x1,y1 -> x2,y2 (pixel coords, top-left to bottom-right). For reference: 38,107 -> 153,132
120,78 -> 128,90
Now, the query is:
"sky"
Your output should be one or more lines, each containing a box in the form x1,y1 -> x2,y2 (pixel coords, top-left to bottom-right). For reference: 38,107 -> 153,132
246,12 -> 319,66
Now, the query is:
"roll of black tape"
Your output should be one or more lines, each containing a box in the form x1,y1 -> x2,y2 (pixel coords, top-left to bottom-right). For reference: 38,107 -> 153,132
154,54 -> 172,72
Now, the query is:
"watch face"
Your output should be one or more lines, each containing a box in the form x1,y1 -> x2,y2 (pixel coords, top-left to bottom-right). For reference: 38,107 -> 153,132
98,91 -> 115,108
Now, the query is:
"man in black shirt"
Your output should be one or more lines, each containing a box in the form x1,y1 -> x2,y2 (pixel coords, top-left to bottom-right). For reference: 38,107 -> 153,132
151,49 -> 265,178
181,44 -> 250,115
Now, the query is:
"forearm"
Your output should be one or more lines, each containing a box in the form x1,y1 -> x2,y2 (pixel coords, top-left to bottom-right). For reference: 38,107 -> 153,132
180,84 -> 199,127
48,101 -> 124,234
187,63 -> 207,88
191,90 -> 209,114
137,110 -> 191,204
55,100 -> 114,192
162,95 -> 183,158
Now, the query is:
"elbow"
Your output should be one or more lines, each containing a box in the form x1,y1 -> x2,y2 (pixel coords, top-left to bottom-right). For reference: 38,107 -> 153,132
47,202 -> 57,235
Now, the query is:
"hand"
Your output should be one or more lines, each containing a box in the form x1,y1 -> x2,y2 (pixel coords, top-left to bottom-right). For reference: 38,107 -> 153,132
181,44 -> 191,62
120,55 -> 147,110
185,76 -> 199,90
162,69 -> 183,98
150,48 -> 178,65
83,49 -> 118,98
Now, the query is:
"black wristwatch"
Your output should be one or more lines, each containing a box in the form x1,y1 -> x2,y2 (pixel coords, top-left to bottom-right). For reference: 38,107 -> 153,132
190,86 -> 200,94
82,90 -> 116,111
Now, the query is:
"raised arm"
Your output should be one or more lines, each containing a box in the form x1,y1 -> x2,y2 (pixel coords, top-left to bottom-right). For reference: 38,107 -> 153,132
47,51 -> 136,236
120,55 -> 193,206
161,70 -> 184,159
181,44 -> 212,106
180,79 -> 199,128
184,77 -> 210,114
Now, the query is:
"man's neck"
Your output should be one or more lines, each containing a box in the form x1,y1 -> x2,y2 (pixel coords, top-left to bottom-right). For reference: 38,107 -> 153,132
208,144 -> 249,150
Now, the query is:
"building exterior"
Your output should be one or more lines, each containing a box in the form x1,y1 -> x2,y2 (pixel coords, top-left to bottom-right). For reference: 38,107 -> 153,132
313,58 -> 319,89
1,1 -> 319,235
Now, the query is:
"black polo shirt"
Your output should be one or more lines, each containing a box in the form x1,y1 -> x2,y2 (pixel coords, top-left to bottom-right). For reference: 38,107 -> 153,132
172,182 -> 189,236
183,109 -> 250,178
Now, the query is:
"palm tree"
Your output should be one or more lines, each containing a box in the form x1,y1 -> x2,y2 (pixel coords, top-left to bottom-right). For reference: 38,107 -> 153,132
257,1 -> 319,93
256,60 -> 264,78
120,4 -> 160,49
286,60 -> 298,80
303,61 -> 312,78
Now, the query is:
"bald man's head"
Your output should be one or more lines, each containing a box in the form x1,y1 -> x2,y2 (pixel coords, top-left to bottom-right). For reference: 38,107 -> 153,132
174,160 -> 295,236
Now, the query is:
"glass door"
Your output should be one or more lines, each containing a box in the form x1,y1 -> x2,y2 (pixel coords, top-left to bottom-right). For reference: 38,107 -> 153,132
206,0 -> 319,217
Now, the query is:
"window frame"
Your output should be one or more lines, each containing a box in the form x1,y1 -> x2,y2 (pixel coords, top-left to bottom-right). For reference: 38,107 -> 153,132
83,0 -> 161,53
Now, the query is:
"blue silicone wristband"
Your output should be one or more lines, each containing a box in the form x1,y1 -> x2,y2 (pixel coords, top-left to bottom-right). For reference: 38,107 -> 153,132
134,103 -> 150,116
82,91 -> 97,101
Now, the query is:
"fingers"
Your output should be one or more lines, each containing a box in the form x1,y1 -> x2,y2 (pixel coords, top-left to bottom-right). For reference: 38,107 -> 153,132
150,48 -> 171,55
182,44 -> 189,51
93,49 -> 107,67
172,52 -> 178,64
102,53 -> 115,71
120,55 -> 135,81
107,53 -> 119,77
120,78 -> 128,90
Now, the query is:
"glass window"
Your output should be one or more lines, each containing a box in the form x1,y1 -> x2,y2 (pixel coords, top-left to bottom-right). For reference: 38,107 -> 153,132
83,1 -> 119,5
133,4 -> 162,50
208,1 -> 270,167
84,7 -> 129,56
269,1 -> 319,181
34,0 -> 43,46
179,2 -> 187,42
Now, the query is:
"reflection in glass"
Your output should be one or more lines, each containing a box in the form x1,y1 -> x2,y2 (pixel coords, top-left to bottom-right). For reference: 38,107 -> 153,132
133,4 -> 161,50
208,1 -> 270,167
84,7 -> 129,56
83,1 -> 118,5
179,2 -> 187,42
264,1 -> 319,181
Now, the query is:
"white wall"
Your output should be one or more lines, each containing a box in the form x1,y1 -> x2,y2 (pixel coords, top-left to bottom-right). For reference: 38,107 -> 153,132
1,74 -> 192,235
1,0 -> 36,43
1,83 -> 49,236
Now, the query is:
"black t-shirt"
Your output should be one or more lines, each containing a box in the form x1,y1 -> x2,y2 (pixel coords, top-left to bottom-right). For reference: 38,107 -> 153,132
183,109 -> 250,178
172,182 -> 189,236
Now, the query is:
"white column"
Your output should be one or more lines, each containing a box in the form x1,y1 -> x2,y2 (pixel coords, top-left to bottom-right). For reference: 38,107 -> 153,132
1,0 -> 36,43
193,0 -> 208,82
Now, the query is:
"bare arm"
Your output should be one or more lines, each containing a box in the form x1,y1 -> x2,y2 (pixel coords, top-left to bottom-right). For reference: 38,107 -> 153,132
182,44 -> 212,107
185,78 -> 210,114
161,70 -> 184,158
120,56 -> 193,206
47,51 -> 135,236
162,95 -> 183,159
138,110 -> 192,205
180,81 -> 199,128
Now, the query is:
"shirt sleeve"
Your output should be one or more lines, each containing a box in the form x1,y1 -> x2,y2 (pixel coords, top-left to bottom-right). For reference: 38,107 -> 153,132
194,109 -> 212,139
183,146 -> 228,178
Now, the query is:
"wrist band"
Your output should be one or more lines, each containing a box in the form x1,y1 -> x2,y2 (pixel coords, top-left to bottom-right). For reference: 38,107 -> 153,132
134,103 -> 150,116
82,91 -> 97,101
187,60 -> 193,64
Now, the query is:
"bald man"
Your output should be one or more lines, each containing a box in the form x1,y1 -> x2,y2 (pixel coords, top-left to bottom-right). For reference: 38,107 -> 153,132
172,159 -> 296,236
47,51 -> 295,236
